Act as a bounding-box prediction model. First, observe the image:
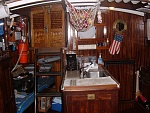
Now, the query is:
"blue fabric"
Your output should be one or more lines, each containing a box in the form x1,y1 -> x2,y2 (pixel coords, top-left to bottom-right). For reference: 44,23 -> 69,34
0,19 -> 4,36
15,76 -> 55,113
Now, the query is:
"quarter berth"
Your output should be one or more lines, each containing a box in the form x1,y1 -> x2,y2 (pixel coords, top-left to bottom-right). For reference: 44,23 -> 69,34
15,76 -> 55,113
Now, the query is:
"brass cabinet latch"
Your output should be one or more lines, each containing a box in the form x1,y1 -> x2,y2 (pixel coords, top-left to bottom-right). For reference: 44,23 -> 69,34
87,94 -> 95,100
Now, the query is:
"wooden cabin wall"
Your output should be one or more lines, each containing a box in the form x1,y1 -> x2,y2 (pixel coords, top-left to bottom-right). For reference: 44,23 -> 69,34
68,10 -> 150,70
106,10 -> 146,70
10,9 -> 150,70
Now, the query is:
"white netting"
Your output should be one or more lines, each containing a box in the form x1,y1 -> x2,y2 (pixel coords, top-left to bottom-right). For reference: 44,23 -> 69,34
66,0 -> 99,32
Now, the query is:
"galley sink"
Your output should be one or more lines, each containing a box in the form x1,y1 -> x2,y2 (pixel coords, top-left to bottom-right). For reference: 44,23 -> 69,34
86,68 -> 108,78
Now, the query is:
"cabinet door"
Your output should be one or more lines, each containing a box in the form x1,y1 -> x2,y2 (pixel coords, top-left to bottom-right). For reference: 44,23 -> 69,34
31,4 -> 65,48
47,4 -> 65,48
104,59 -> 135,112
64,90 -> 118,113
31,8 -> 48,48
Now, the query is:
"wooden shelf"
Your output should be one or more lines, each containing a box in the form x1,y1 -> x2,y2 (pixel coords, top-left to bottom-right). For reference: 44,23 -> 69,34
94,23 -> 106,26
77,46 -> 109,50
97,46 -> 109,50
76,23 -> 109,55
96,38 -> 108,42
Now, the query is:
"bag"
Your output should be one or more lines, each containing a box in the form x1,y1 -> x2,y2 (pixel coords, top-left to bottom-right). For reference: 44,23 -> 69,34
11,66 -> 26,77
13,73 -> 34,93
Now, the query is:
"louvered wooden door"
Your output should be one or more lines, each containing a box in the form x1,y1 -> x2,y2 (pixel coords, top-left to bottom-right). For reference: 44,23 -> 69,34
31,8 -> 48,48
31,4 -> 65,48
47,4 -> 65,48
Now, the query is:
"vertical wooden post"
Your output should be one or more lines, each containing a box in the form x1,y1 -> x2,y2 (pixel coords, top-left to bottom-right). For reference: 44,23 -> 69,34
143,13 -> 147,38
144,13 -> 150,46
4,18 -> 9,50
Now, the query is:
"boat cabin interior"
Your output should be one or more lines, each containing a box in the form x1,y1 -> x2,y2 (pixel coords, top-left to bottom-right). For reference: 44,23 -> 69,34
0,0 -> 150,113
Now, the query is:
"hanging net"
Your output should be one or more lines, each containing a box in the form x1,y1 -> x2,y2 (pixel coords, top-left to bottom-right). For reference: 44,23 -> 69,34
66,0 -> 99,32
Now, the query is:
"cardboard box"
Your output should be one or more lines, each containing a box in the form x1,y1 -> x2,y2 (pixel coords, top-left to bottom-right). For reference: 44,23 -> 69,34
38,97 -> 51,112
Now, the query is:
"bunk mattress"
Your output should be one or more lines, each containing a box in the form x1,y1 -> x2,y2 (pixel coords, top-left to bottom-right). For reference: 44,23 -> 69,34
37,56 -> 60,64
15,76 -> 55,113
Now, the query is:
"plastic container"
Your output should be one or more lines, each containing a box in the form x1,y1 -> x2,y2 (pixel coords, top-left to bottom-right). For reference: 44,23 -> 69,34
98,53 -> 103,65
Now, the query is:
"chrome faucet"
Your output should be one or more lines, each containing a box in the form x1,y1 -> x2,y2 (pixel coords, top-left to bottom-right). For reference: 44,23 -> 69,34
80,63 -> 94,78
79,56 -> 96,78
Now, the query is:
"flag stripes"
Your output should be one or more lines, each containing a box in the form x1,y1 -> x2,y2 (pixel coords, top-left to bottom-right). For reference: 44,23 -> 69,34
109,34 -> 123,55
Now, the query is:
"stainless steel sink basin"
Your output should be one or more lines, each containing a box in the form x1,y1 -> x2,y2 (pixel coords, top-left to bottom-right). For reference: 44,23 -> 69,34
86,69 -> 107,78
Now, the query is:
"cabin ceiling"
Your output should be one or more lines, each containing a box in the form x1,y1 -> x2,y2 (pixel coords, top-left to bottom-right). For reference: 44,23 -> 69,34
4,0 -> 150,17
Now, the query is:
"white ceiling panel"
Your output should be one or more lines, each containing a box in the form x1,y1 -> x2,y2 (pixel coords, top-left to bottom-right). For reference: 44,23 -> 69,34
5,0 -> 150,16
123,0 -> 130,3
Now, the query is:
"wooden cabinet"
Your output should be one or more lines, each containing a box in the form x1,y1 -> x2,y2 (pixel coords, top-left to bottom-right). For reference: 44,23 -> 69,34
31,4 -> 65,48
62,68 -> 120,113
63,89 -> 119,113
0,57 -> 16,113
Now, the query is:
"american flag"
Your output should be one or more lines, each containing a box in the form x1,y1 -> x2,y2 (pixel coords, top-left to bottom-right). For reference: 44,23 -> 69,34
109,33 -> 123,55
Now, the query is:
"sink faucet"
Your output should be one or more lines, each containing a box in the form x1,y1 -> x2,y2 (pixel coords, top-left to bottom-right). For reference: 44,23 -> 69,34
79,57 -> 96,78
80,63 -> 94,78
